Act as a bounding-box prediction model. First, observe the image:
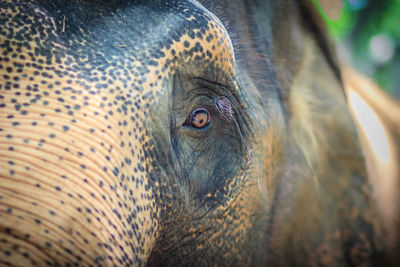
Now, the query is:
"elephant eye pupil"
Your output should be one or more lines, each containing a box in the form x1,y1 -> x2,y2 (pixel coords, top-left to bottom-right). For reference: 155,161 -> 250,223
190,108 -> 211,130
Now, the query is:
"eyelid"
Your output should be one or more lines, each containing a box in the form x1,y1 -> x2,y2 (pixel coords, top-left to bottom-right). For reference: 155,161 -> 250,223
177,95 -> 235,130
174,78 -> 237,130
174,94 -> 213,128
189,78 -> 233,96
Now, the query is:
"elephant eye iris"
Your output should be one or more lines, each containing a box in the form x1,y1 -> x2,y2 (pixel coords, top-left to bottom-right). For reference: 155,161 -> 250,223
190,108 -> 211,130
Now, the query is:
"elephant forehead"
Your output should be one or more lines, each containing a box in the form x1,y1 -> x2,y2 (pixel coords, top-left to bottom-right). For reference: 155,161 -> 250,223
1,0 -> 236,96
50,0 -> 236,100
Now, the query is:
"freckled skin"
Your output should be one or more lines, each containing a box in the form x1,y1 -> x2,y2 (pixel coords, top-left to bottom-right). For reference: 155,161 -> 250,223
0,0 -> 395,266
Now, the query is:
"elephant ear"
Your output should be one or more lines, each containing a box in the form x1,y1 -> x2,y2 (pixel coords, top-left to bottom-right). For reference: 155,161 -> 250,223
267,0 -> 386,265
344,67 -> 400,263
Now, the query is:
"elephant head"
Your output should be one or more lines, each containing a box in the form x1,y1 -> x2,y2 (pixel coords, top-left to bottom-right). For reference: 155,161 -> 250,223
0,0 -> 398,266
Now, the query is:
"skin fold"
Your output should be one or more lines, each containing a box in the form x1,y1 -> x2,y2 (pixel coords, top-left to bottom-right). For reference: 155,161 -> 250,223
0,0 -> 398,266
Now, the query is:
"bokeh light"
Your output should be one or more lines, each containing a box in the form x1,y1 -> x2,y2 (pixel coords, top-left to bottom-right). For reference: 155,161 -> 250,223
315,0 -> 400,98
369,34 -> 395,64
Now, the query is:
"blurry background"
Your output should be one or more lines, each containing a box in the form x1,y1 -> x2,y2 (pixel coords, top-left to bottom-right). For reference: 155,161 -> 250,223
315,0 -> 400,98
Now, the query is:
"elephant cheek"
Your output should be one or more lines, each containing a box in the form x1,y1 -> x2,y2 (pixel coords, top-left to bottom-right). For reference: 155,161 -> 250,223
0,115 -> 159,265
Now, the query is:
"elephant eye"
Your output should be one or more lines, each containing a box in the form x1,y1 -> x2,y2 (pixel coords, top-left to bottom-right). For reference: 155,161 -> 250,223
188,107 -> 211,130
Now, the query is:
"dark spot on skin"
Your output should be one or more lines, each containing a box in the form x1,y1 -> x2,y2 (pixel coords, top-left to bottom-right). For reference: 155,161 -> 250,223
113,167 -> 119,177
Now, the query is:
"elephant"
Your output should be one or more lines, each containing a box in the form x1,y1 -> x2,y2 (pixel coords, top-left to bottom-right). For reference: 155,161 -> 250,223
0,0 -> 399,266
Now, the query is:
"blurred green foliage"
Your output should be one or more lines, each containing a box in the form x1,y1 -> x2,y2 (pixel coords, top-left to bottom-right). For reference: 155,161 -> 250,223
315,0 -> 400,98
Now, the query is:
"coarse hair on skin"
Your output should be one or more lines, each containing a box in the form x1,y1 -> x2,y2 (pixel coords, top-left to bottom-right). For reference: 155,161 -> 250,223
288,38 -> 329,187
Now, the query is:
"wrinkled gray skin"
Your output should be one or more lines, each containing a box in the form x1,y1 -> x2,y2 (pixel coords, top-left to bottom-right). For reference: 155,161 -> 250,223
0,0 -> 394,266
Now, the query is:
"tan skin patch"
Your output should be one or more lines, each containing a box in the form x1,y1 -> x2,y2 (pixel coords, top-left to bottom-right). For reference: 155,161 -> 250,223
0,13 -> 156,267
0,67 -> 157,264
144,21 -> 237,97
